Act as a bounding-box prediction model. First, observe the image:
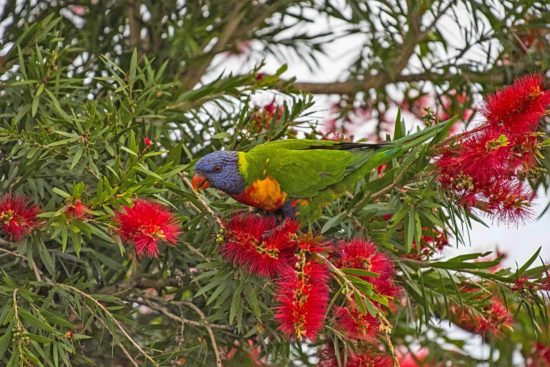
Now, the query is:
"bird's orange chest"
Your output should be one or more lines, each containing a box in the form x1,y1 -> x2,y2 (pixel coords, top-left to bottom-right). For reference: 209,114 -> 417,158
232,176 -> 287,211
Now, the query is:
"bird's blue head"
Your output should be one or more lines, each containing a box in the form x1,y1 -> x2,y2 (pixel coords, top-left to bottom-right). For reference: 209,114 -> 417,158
192,151 -> 246,195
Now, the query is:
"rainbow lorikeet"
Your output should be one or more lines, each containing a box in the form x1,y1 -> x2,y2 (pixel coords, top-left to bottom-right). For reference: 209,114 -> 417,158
192,122 -> 450,223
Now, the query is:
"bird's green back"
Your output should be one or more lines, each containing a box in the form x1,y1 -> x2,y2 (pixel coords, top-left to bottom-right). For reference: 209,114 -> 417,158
241,140 -> 373,198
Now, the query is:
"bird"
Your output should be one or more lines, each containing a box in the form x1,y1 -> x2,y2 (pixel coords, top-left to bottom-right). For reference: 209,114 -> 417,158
192,121 -> 451,224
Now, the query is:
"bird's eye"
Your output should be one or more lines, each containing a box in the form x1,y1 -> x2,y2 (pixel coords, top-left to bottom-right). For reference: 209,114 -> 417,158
213,165 -> 222,173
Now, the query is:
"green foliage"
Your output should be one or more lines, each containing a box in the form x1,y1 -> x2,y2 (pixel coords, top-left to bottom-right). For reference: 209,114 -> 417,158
0,1 -> 548,366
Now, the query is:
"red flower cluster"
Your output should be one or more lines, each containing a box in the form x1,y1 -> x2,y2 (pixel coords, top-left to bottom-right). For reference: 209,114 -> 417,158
406,227 -> 449,260
318,345 -> 393,367
65,200 -> 89,220
452,295 -> 512,336
528,343 -> 550,367
397,349 -> 429,367
274,254 -> 329,341
436,74 -> 550,222
222,213 -> 299,277
334,302 -> 380,340
0,194 -> 41,241
336,239 -> 400,299
143,136 -> 153,147
224,339 -> 264,366
251,101 -> 285,132
115,199 -> 181,258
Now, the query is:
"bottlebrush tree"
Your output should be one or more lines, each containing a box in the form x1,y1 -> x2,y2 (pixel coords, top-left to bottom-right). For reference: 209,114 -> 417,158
0,2 -> 549,367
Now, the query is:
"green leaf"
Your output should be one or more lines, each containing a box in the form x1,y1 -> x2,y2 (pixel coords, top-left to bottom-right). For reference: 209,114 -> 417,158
121,146 -> 138,157
31,83 -> 45,117
36,240 -> 54,276
0,330 -> 11,360
19,308 -> 55,332
393,108 -> 405,140
405,209 -> 415,252
70,146 -> 85,169
341,268 -> 379,278
229,284 -> 243,325
518,247 -> 542,274
212,132 -> 231,139
321,212 -> 345,234
52,188 -> 71,198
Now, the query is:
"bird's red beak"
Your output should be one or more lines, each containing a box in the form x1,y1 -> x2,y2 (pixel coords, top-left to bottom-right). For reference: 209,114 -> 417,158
192,174 -> 210,190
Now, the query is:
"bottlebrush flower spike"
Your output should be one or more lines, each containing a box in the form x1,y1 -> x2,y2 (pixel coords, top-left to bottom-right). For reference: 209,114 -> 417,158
318,345 -> 393,367
65,200 -> 89,220
222,213 -> 299,277
0,194 -> 41,241
397,349 -> 429,367
274,255 -> 329,341
333,302 -> 380,340
436,74 -> 550,223
336,238 -> 400,298
527,343 -> 550,367
482,74 -> 550,135
451,296 -> 512,336
115,199 -> 181,258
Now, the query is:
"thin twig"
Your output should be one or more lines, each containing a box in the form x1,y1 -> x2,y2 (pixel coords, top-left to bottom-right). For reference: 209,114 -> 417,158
50,281 -> 159,367
182,240 -> 210,262
0,244 -> 43,281
135,295 -> 226,367
183,0 -> 246,89
119,342 -> 140,367
136,293 -> 232,331
180,173 -> 225,229
370,167 -> 409,201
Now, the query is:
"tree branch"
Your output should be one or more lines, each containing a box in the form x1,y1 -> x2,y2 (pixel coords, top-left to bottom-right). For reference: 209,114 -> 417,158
291,70 -> 509,95
127,0 -> 142,56
183,0 -> 246,89
133,294 -> 230,367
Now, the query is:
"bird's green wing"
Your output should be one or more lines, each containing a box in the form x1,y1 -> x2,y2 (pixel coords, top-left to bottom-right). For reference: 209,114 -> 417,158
295,119 -> 457,223
244,140 -> 382,198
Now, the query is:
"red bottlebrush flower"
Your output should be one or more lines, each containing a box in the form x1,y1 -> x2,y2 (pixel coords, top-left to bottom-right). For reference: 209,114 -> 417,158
224,339 -> 264,366
421,227 -> 449,252
143,137 -> 153,147
528,343 -> 550,367
406,226 -> 450,260
435,74 -> 549,223
336,239 -> 400,299
0,194 -> 40,241
274,256 -> 329,341
250,101 -> 285,132
318,345 -> 393,367
222,213 -> 298,277
397,349 -> 429,367
65,200 -> 89,220
511,276 -> 532,292
482,74 -> 550,135
475,249 -> 507,273
452,296 -> 512,337
115,199 -> 181,258
333,303 -> 380,340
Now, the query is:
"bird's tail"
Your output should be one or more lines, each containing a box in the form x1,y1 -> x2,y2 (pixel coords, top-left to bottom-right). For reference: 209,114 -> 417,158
298,117 -> 456,223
